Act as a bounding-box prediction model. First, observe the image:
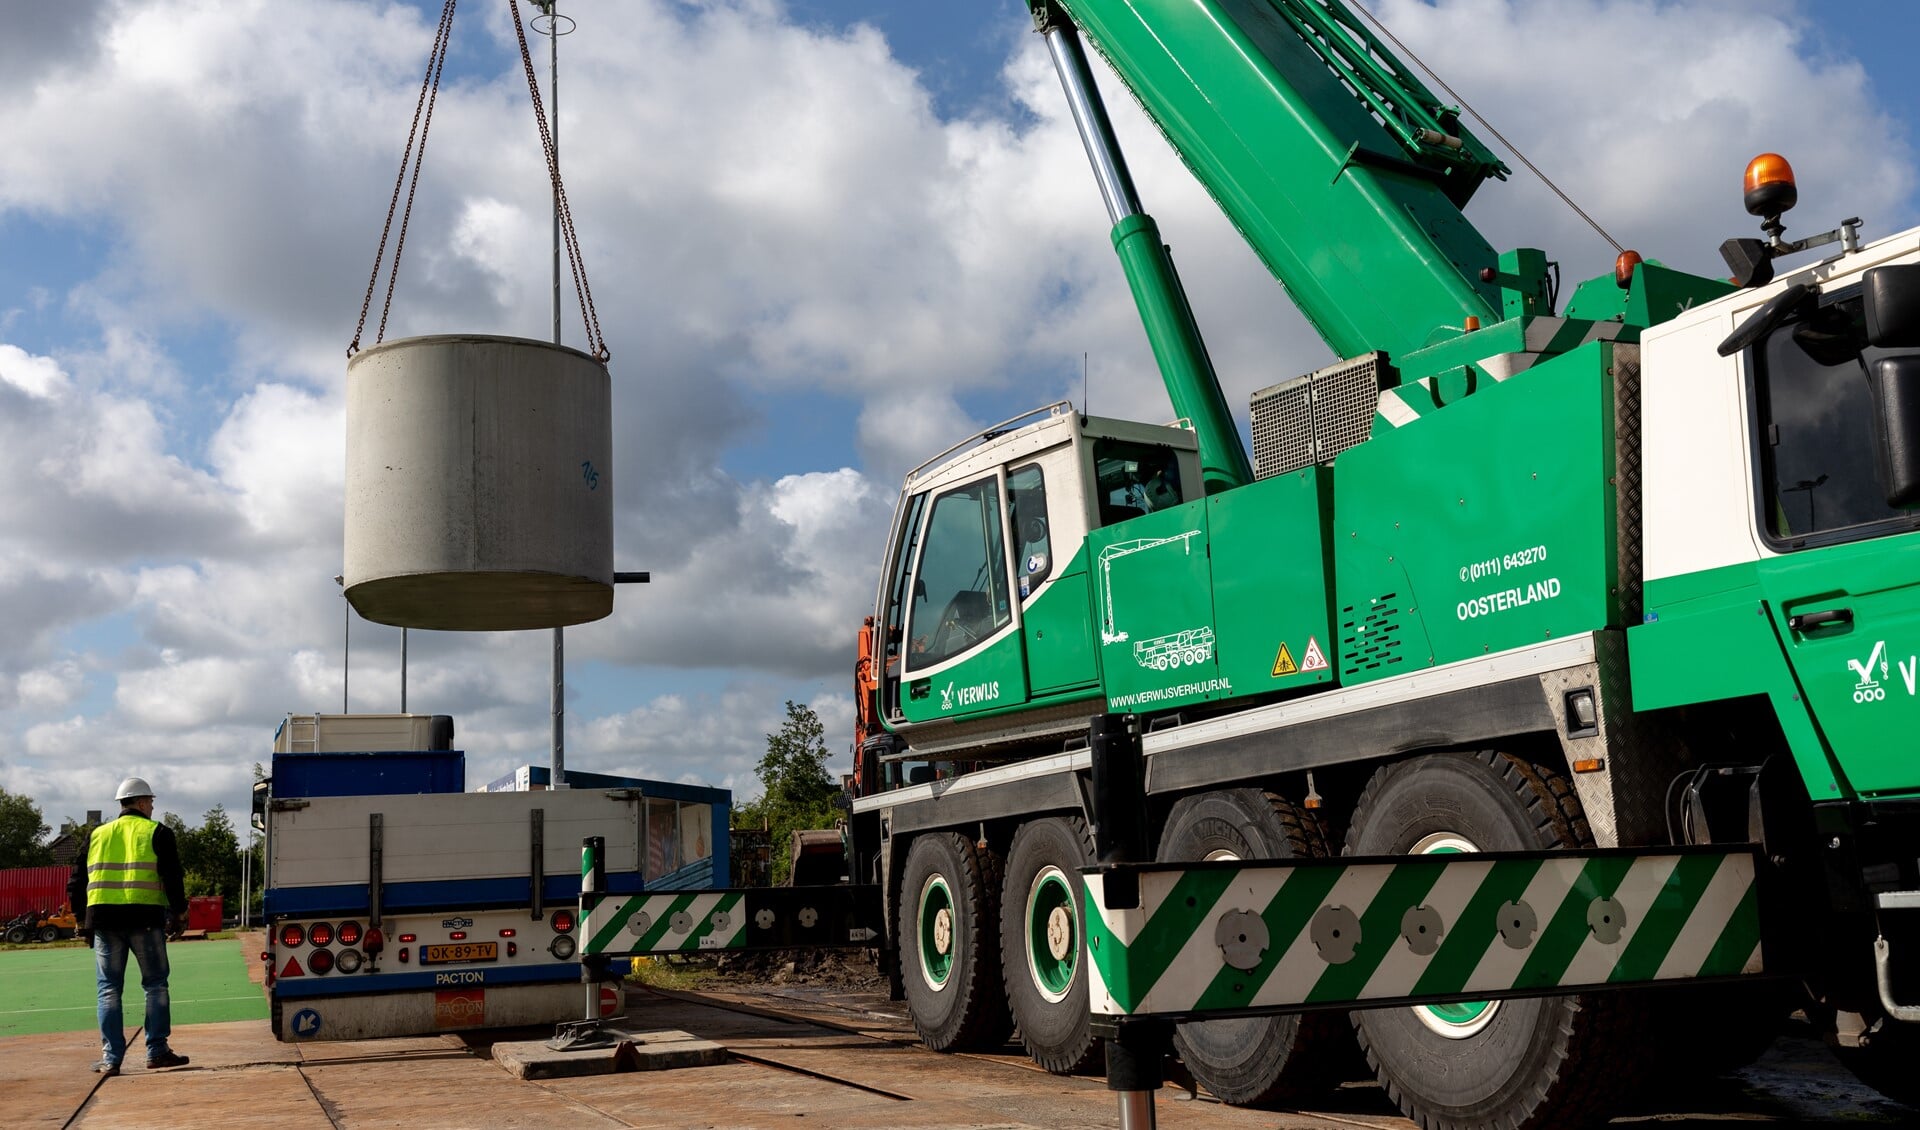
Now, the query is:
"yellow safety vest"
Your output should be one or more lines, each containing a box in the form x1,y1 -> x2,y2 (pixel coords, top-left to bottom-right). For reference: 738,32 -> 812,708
86,814 -> 166,908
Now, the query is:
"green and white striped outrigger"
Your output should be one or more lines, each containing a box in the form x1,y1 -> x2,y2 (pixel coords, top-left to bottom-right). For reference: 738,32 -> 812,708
1083,847 -> 1763,1019
580,887 -> 883,958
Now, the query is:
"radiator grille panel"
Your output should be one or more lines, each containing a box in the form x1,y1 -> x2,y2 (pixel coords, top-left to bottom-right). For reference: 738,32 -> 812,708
1251,352 -> 1390,478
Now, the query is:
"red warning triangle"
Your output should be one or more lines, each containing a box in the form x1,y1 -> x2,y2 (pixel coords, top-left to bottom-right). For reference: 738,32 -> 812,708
280,955 -> 305,978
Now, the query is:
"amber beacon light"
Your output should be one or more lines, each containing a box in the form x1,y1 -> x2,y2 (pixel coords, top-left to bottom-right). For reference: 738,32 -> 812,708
1743,153 -> 1797,218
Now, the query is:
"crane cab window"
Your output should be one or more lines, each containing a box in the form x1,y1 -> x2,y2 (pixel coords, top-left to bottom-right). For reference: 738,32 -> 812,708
878,491 -> 929,698
1009,463 -> 1053,598
1093,439 -> 1184,526
907,476 -> 1012,669
1754,291 -> 1911,543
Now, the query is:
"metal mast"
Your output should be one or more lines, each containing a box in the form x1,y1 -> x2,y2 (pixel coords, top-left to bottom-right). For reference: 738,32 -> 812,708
534,1 -> 574,789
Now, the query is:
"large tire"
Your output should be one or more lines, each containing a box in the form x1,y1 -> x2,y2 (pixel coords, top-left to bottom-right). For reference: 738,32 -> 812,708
899,832 -> 1013,1052
1346,751 -> 1636,1130
5,925 -> 29,945
37,925 -> 59,944
1000,816 -> 1101,1074
1158,788 -> 1358,1106
1832,1020 -> 1920,1108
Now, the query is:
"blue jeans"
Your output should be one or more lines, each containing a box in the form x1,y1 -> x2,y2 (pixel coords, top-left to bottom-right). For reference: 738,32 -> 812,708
93,925 -> 171,1065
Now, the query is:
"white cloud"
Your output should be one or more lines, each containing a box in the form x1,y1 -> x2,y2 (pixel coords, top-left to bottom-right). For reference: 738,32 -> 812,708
16,661 -> 86,710
0,344 -> 68,398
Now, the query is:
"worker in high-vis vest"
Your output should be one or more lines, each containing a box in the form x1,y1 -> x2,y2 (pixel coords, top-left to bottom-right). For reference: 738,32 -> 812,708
65,776 -> 191,1077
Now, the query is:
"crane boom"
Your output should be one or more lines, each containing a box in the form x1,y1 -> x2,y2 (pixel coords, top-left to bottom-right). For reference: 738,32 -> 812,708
1048,0 -> 1514,361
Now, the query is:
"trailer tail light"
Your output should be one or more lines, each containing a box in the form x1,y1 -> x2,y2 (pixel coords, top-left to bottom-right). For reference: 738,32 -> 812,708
449,930 -> 467,941
308,948 -> 334,975
338,921 -> 362,946
551,909 -> 575,934
550,935 -> 577,960
308,922 -> 334,947
279,924 -> 305,948
498,928 -> 516,938
398,947 -> 410,963
336,948 -> 363,974
507,941 -> 518,957
398,933 -> 416,943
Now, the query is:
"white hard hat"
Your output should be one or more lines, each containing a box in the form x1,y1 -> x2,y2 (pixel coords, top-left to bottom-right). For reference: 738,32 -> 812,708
115,777 -> 155,801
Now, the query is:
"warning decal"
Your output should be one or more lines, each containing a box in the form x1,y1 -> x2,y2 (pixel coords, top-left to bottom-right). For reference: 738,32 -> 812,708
1301,637 -> 1328,673
1271,642 -> 1298,677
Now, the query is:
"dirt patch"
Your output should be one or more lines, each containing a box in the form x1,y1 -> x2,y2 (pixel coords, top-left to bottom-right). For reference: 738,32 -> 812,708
634,948 -> 887,993
723,948 -> 887,991
237,928 -> 267,990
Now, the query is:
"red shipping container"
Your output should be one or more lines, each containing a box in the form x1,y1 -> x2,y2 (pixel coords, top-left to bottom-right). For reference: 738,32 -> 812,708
187,896 -> 223,933
1,866 -> 70,918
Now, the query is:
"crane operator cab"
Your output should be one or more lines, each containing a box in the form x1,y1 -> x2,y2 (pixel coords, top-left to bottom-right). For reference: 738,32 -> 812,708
870,404 -> 1201,746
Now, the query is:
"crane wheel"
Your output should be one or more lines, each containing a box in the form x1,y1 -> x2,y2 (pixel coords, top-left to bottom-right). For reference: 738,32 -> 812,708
1156,788 -> 1359,1106
1346,751 -> 1639,1130
1000,816 -> 1101,1075
899,832 -> 1013,1052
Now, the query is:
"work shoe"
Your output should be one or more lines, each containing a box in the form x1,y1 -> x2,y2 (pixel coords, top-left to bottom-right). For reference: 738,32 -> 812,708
93,1060 -> 120,1077
145,1050 -> 190,1070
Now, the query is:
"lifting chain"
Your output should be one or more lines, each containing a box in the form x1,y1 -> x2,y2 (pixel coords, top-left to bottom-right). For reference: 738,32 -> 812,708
510,0 -> 609,362
349,0 -> 457,358
347,0 -> 609,364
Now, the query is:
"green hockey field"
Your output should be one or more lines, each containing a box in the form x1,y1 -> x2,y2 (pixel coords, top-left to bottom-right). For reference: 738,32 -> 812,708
0,938 -> 266,1038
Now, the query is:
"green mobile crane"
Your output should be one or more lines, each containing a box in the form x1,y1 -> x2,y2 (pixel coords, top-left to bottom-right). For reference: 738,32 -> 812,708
847,1 -> 1920,1125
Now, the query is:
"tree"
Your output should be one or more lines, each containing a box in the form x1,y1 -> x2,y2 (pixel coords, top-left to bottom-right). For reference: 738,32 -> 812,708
734,701 -> 842,884
165,806 -> 243,904
0,788 -> 54,868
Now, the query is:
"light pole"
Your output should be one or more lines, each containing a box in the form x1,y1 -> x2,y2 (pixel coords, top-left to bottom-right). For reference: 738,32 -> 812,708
334,575 -> 349,712
533,1 -> 575,788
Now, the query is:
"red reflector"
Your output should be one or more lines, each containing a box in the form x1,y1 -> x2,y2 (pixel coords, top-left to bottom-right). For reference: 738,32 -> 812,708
337,921 -> 362,946
308,948 -> 334,975
308,922 -> 334,947
498,928 -> 516,938
507,941 -> 518,957
280,956 -> 304,978
279,924 -> 305,948
449,930 -> 467,941
551,909 -> 574,934
399,947 -> 410,963
398,933 -> 417,943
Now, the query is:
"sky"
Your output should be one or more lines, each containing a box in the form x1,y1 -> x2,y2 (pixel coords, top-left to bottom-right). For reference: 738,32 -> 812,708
2,0 -> 1916,838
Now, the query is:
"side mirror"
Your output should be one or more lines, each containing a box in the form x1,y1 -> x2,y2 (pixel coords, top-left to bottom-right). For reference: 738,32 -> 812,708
1868,356 -> 1920,507
1865,264 -> 1920,348
1720,237 -> 1775,289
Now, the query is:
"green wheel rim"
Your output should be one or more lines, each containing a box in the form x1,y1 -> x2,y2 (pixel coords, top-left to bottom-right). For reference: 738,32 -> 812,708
1027,867 -> 1077,1000
1412,837 -> 1496,1038
918,875 -> 955,988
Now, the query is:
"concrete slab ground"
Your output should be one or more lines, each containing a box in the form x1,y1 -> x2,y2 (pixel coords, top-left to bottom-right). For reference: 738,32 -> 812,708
1,980 -> 1911,1129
